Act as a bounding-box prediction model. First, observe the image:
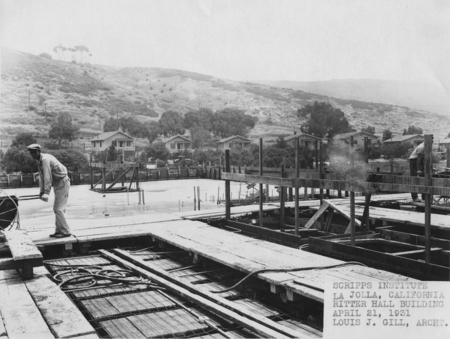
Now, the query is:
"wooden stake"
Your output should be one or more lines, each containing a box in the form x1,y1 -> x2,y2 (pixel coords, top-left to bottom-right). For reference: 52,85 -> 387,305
225,150 -> 231,219
259,138 -> 264,228
424,135 -> 433,265
280,163 -> 285,227
295,138 -> 300,235
194,186 -> 197,211
197,186 -> 200,210
350,191 -> 356,246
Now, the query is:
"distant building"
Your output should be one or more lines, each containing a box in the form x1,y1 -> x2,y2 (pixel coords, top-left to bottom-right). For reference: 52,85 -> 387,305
90,131 -> 135,158
217,136 -> 252,151
333,131 -> 379,149
383,134 -> 424,147
284,133 -> 323,150
164,135 -> 192,154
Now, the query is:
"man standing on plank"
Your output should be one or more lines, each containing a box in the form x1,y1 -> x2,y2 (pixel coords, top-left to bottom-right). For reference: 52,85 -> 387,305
27,144 -> 72,238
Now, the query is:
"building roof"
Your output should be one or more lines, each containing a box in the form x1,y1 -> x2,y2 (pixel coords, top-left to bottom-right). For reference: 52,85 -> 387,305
383,134 -> 423,143
333,131 -> 378,140
217,135 -> 252,143
284,132 -> 322,142
91,131 -> 133,142
164,135 -> 192,143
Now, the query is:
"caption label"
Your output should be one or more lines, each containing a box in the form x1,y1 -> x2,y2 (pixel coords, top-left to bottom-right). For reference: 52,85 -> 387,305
324,281 -> 450,339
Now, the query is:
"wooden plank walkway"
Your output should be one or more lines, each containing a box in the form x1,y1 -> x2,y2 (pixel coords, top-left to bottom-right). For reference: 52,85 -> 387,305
0,266 -> 97,339
22,212 -> 417,303
106,219 -> 415,303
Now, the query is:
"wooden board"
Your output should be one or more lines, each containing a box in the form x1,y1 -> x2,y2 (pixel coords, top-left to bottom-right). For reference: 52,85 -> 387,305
125,219 -> 414,302
0,269 -> 19,282
327,204 -> 450,230
0,278 -> 54,339
24,274 -> 96,338
0,308 -> 6,338
175,203 -> 280,219
4,231 -> 42,261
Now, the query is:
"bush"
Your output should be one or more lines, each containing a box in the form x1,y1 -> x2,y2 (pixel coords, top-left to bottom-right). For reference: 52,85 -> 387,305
48,149 -> 89,171
381,143 -> 412,159
156,160 -> 166,168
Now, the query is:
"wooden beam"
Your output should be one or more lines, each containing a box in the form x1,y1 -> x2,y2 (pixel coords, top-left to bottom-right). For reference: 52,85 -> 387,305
424,135 -> 433,264
225,150 -> 231,219
304,202 -> 330,229
390,248 -> 442,257
24,273 -> 96,338
350,191 -> 356,246
259,138 -> 264,228
324,209 -> 335,232
0,278 -> 54,339
4,230 -> 43,279
295,138 -> 300,235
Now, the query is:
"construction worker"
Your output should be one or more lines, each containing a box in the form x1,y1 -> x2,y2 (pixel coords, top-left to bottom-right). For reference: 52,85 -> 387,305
409,142 -> 425,201
27,144 -> 72,238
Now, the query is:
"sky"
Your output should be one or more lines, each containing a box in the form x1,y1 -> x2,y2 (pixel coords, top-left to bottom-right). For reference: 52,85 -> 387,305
1,0 -> 449,91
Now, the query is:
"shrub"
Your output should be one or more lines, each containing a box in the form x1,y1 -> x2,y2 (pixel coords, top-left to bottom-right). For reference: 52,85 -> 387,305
381,143 -> 412,159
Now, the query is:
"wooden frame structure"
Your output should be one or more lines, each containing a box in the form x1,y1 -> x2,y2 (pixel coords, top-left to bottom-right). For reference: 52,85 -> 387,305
89,161 -> 140,194
222,135 -> 448,277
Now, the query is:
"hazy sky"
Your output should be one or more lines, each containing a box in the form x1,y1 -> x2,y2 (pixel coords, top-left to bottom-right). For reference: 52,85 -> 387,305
1,0 -> 449,89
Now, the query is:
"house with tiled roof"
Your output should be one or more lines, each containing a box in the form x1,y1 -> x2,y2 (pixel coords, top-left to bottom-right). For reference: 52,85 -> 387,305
217,136 -> 252,151
90,131 -> 135,157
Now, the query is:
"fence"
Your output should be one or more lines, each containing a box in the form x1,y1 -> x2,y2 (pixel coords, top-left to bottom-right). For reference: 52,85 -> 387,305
0,167 -> 203,188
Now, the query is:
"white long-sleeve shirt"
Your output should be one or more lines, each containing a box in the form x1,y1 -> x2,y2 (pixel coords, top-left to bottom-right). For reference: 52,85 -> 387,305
38,153 -> 68,194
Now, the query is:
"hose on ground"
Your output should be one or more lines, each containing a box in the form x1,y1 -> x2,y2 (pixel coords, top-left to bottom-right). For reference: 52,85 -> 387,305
211,261 -> 367,294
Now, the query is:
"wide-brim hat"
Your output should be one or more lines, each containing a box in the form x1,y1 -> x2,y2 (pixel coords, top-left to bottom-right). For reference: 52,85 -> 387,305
27,144 -> 41,151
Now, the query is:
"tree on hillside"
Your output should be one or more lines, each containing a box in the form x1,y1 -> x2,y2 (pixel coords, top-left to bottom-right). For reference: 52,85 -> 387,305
382,129 -> 393,141
190,125 -> 213,149
39,53 -> 52,59
211,108 -> 258,138
48,112 -> 79,149
361,126 -> 375,135
446,132 -> 450,138
11,133 -> 36,148
297,101 -> 352,138
143,121 -> 160,143
183,108 -> 214,130
403,125 -> 423,135
104,117 -> 146,138
159,111 -> 185,137
145,142 -> 170,161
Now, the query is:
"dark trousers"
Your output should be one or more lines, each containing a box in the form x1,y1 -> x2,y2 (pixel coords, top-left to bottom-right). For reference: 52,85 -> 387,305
409,159 -> 424,200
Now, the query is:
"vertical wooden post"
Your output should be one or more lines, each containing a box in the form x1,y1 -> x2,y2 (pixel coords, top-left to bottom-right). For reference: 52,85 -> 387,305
447,146 -> 450,168
194,186 -> 197,211
197,186 -> 200,210
424,135 -> 433,265
364,137 -> 369,163
315,140 -> 319,170
265,184 -> 270,202
350,191 -> 356,246
319,141 -> 324,229
259,138 -> 264,228
280,163 -> 285,227
135,166 -> 139,191
225,150 -> 231,219
90,166 -> 93,189
295,138 -> 300,235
